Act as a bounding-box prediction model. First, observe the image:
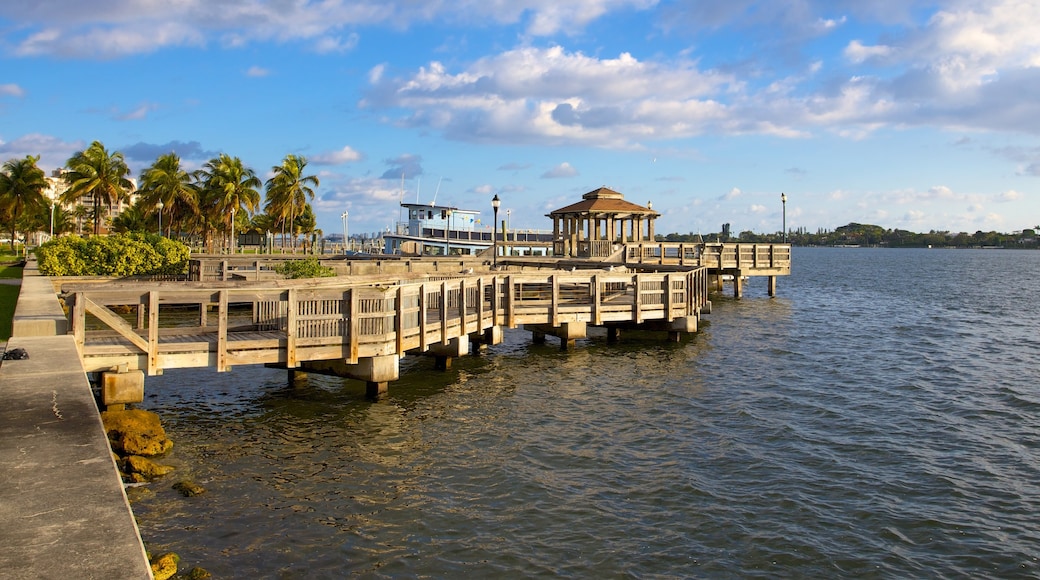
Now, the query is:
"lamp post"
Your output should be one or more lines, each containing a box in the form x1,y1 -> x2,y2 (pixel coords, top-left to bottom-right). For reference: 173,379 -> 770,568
341,211 -> 349,254
506,208 -> 511,244
230,207 -> 236,254
780,193 -> 787,243
445,209 -> 452,256
157,201 -> 164,237
49,202 -> 54,238
491,194 -> 501,267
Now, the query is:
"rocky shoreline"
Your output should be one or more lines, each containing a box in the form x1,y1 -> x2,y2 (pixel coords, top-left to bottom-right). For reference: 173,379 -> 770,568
100,408 -> 210,580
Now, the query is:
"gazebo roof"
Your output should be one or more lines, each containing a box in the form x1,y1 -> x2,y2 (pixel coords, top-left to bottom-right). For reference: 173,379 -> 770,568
547,187 -> 659,218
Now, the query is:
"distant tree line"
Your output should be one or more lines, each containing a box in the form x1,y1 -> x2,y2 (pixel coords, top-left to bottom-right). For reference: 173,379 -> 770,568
660,222 -> 1039,248
0,141 -> 322,253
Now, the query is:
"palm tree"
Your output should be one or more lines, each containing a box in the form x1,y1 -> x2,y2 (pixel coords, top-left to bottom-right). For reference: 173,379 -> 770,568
197,154 -> 261,253
110,203 -> 148,233
138,152 -> 198,238
264,154 -> 319,253
0,155 -> 48,251
61,141 -> 134,236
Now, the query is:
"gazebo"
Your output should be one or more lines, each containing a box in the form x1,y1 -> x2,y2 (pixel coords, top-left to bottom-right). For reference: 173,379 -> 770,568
547,187 -> 660,258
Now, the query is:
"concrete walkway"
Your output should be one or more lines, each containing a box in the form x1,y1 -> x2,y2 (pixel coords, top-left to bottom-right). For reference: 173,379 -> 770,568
0,264 -> 152,579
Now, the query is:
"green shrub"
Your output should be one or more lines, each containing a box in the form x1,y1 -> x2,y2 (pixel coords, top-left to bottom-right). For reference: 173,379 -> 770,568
36,234 -> 190,276
274,257 -> 336,279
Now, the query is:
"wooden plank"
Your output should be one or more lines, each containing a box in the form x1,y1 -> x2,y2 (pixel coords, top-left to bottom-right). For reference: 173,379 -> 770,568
459,278 -> 467,335
83,296 -> 149,354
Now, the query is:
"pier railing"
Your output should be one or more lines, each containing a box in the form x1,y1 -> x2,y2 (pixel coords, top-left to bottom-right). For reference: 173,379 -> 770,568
625,242 -> 791,273
63,268 -> 709,375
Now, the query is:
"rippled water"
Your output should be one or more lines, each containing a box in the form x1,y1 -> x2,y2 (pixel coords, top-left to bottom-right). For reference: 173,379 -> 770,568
132,248 -> 1040,578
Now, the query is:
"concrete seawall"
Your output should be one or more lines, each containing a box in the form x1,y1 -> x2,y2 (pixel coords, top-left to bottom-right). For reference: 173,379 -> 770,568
0,264 -> 152,579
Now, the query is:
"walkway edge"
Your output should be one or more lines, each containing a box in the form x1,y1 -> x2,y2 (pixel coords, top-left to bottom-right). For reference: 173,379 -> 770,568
0,262 -> 152,579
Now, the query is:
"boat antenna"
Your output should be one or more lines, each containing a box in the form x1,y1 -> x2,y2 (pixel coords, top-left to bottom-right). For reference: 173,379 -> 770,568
431,176 -> 443,206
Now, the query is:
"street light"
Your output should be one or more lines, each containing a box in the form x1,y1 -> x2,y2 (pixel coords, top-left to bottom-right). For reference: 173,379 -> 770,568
491,194 -> 501,267
780,192 -> 787,243
157,201 -> 164,237
230,207 -> 236,254
445,209 -> 453,256
506,208 -> 511,244
341,211 -> 349,254
49,202 -> 55,238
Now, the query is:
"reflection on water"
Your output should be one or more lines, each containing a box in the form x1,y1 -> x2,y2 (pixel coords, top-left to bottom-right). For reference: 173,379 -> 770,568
133,249 -> 1040,578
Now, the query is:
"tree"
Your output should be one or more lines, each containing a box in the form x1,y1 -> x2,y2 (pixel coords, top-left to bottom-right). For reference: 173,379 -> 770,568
264,154 -> 319,253
61,141 -> 134,236
138,152 -> 198,237
197,154 -> 261,253
0,155 -> 48,251
110,203 -> 148,233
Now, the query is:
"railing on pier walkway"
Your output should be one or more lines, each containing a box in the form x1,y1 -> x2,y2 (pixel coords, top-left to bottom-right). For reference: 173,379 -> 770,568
63,268 -> 709,375
625,242 -> 791,273
188,255 -> 485,282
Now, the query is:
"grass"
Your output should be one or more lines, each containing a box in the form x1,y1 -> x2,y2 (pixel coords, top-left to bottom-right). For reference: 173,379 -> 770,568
0,257 -> 22,341
0,283 -> 18,341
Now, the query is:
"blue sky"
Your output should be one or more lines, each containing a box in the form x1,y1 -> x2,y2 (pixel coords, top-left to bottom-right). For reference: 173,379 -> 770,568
2,0 -> 1039,238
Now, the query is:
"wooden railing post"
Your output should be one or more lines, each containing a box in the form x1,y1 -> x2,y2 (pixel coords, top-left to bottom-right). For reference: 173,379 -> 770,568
632,274 -> 642,323
286,288 -> 298,368
592,274 -> 602,325
72,292 -> 85,351
551,274 -> 559,326
395,286 -> 405,354
216,290 -> 228,372
440,280 -> 450,343
148,291 -> 160,375
418,283 -> 429,352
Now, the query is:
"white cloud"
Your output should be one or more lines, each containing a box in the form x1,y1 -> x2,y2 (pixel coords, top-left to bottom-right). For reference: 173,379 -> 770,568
0,84 -> 25,97
844,40 -> 893,63
541,162 -> 578,178
0,133 -> 85,172
312,146 -> 363,165
721,187 -> 741,201
995,189 -> 1022,202
246,66 -> 270,77
2,0 -> 652,57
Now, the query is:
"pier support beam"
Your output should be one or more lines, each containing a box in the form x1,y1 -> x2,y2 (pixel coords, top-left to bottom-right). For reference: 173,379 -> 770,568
428,336 -> 470,370
524,321 -> 587,351
288,354 -> 401,399
768,275 -> 777,297
470,326 -> 503,355
606,327 -> 621,344
100,367 -> 145,411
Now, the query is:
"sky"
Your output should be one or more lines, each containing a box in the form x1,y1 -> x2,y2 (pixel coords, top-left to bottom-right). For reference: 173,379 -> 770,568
2,0 -> 1040,239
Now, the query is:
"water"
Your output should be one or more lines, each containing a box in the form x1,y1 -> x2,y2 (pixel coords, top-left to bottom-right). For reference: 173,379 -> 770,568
131,248 -> 1040,578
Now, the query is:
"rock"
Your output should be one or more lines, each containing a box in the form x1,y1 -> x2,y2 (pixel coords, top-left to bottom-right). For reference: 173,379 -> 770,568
125,455 -> 175,479
149,552 -> 179,580
101,409 -> 173,457
173,480 -> 206,497
185,567 -> 213,579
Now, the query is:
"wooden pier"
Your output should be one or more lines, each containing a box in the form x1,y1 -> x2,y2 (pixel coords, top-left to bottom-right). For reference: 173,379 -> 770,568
64,268 -> 710,397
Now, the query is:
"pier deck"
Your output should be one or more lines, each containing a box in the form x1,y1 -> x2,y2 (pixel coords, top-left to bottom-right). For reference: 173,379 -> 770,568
64,269 -> 709,383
